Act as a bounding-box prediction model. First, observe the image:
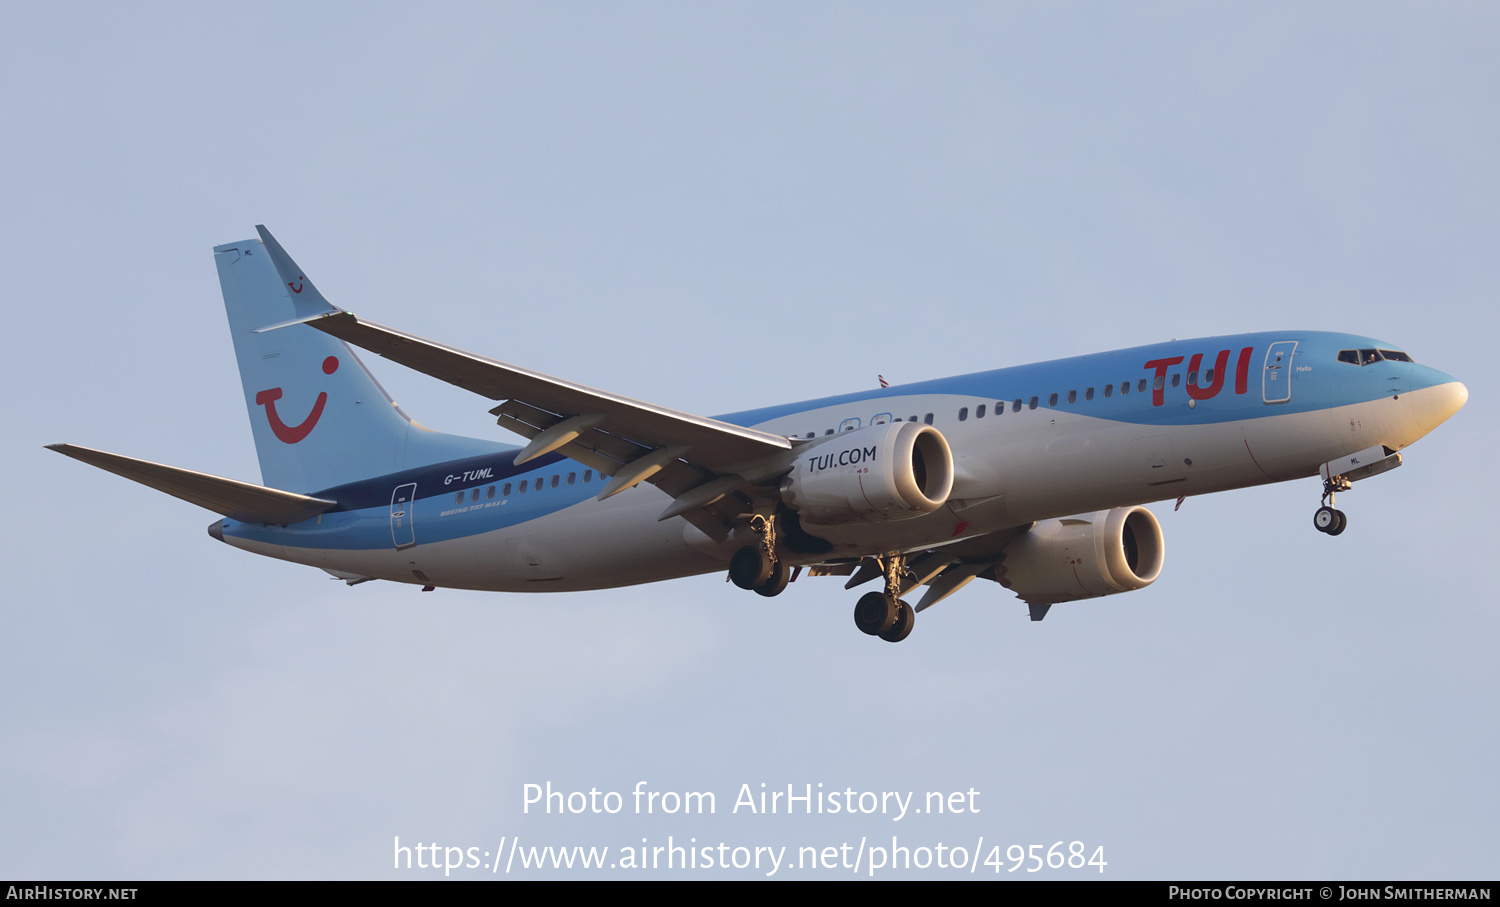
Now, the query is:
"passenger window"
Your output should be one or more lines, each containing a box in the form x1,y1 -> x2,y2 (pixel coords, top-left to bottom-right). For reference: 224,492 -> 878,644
454,492 -> 463,504
1187,370 -> 1198,386
1137,379 -> 1147,393
1028,396 -> 1039,410
1012,399 -> 1022,413
1066,390 -> 1077,404
923,413 -> 934,425
1048,393 -> 1058,407
1170,373 -> 1181,388
568,472 -> 576,485
1085,387 -> 1095,401
471,489 -> 480,502
551,475 -> 560,488
535,478 -> 544,491
958,407 -> 968,421
976,404 -> 986,418
825,429 -> 834,435
1204,368 -> 1215,384
518,482 -> 527,494
487,485 -> 495,499
583,470 -> 592,483
1121,382 -> 1130,396
503,483 -> 512,496
909,415 -> 918,423
1103,384 -> 1113,398
1154,376 -> 1165,391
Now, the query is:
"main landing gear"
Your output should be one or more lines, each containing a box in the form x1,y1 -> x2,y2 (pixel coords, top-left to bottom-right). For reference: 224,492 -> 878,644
1314,475 -> 1351,536
728,514 -> 790,597
852,554 -> 915,643
725,516 -> 915,643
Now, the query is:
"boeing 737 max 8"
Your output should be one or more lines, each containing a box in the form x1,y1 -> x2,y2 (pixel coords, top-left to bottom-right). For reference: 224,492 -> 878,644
48,227 -> 1468,641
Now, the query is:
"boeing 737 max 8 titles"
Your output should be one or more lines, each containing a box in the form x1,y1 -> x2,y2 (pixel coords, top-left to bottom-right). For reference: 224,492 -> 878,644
48,227 -> 1469,641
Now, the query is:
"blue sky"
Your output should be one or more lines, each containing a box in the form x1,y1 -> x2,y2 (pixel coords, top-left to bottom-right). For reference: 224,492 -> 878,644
3,2 -> 1495,879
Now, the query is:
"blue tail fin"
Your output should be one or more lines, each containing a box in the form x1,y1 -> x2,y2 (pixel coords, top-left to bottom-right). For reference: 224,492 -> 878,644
213,230 -> 500,493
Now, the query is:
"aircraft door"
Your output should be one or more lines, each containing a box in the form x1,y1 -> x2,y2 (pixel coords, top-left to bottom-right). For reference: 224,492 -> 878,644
390,482 -> 417,550
1262,341 -> 1297,404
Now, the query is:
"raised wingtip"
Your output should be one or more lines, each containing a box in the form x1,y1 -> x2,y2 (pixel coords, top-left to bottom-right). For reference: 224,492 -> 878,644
255,225 -> 287,254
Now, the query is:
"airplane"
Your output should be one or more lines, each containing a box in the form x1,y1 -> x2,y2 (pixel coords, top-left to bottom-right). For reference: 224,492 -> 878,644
48,227 -> 1468,642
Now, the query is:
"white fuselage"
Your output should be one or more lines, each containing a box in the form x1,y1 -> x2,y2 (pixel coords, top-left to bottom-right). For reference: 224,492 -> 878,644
221,378 -> 1463,593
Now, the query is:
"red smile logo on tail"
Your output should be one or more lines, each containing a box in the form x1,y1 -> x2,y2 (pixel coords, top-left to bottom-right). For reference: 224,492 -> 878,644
256,356 -> 338,444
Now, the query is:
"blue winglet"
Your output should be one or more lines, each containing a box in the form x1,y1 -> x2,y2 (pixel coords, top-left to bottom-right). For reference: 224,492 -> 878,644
255,225 -> 341,323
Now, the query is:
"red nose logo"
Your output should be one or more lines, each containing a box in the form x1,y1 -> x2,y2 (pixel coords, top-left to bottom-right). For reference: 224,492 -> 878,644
256,356 -> 338,444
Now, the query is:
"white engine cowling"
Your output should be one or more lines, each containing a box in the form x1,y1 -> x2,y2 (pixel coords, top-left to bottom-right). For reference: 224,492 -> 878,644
780,421 -> 953,524
996,506 -> 1165,605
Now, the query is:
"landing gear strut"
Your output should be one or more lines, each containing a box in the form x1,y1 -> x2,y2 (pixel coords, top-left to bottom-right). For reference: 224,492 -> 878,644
1314,475 -> 1350,536
852,554 -> 916,643
728,514 -> 790,597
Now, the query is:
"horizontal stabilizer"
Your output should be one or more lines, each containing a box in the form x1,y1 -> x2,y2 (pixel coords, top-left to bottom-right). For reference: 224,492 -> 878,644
46,444 -> 336,524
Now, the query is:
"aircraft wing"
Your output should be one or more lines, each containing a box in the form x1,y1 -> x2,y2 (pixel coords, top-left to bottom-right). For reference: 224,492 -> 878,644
301,310 -> 791,469
253,226 -> 795,538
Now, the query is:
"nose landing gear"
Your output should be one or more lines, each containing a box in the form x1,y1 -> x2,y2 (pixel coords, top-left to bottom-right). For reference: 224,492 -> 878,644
1314,476 -> 1351,536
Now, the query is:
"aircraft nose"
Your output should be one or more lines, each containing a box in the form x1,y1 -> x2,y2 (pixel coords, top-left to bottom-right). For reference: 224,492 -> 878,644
1413,375 -> 1467,433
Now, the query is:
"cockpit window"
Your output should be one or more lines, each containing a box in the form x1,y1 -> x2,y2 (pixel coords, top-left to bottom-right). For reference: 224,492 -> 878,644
1338,348 -> 1414,366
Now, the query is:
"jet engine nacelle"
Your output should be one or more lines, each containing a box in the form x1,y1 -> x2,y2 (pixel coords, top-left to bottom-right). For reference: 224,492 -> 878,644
780,421 -> 953,524
996,506 -> 1165,605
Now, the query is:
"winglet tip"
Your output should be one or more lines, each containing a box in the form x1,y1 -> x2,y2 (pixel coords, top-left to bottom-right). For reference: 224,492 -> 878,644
254,225 -> 283,252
